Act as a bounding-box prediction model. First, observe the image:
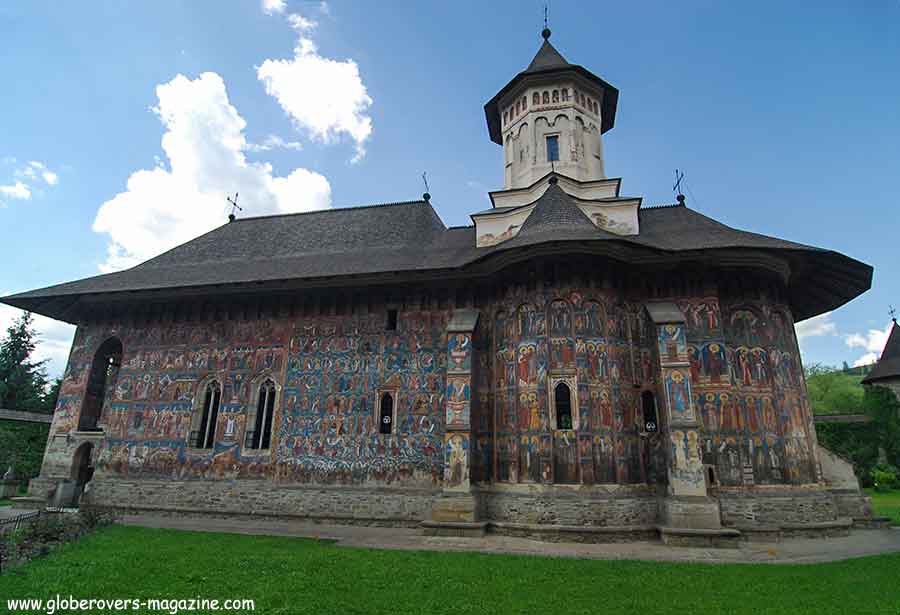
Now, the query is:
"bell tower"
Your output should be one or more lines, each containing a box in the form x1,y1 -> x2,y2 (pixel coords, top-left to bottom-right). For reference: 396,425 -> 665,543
484,28 -> 619,190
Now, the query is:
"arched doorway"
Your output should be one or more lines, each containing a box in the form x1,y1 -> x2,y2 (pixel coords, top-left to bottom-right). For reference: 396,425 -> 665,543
71,442 -> 95,505
79,338 -> 122,431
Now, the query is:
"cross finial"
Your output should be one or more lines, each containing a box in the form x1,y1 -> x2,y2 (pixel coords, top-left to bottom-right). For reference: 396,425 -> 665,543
421,172 -> 431,202
890,305 -> 897,323
542,3 -> 551,39
226,192 -> 242,222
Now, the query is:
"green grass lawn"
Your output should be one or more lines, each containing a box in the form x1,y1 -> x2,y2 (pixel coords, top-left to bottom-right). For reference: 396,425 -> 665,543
866,488 -> 900,526
2,526 -> 900,615
0,499 -> 12,507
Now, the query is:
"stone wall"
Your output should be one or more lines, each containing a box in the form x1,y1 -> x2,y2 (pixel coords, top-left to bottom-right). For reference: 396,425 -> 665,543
717,488 -> 839,526
84,477 -> 437,526
480,485 -> 658,527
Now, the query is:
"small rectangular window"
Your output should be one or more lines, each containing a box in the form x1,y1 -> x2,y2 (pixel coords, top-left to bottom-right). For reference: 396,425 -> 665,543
546,135 -> 559,162
386,309 -> 398,331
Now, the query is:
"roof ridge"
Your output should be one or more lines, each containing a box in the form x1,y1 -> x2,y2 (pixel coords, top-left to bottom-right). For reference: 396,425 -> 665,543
234,199 -> 427,222
641,202 -> 684,210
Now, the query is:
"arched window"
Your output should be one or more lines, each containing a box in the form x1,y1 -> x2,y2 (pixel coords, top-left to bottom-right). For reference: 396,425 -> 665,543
191,381 -> 221,448
542,91 -> 550,104
641,390 -> 658,433
580,93 -> 586,107
533,92 -> 540,105
555,382 -> 572,430
379,392 -> 394,434
561,88 -> 569,101
503,111 -> 508,125
552,90 -> 559,103
593,101 -> 599,114
522,95 -> 527,109
247,379 -> 277,450
79,338 -> 122,431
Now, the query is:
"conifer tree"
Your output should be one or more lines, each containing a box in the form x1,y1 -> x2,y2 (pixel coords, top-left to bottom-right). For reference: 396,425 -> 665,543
0,312 -> 50,412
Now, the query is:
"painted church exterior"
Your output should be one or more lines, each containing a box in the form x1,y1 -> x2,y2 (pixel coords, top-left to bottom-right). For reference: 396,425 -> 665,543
4,29 -> 877,543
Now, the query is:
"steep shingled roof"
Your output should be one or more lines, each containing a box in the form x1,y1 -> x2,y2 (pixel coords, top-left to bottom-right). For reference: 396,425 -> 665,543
525,39 -> 570,73
861,320 -> 900,384
1,183 -> 872,325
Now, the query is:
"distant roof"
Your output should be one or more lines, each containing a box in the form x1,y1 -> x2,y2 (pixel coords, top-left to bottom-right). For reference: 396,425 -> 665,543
484,34 -> 619,144
862,320 -> 900,384
2,181 -> 872,325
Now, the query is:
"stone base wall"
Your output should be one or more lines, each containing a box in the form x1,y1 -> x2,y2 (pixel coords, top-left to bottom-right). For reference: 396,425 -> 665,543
717,487 -> 840,526
479,486 -> 659,527
83,477 -> 438,526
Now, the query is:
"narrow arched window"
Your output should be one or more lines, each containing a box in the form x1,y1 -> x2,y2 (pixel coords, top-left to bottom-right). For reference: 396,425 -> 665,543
503,111 -> 508,125
642,390 -> 658,433
522,95 -> 527,109
555,382 -> 572,430
192,381 -> 221,449
533,92 -> 540,105
562,88 -> 569,101
80,338 -> 122,431
542,91 -> 550,104
247,380 -> 277,450
379,392 -> 394,434
552,90 -> 559,103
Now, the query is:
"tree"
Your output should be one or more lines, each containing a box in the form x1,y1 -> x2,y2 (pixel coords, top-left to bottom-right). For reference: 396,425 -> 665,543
0,312 -> 51,412
804,363 -> 865,415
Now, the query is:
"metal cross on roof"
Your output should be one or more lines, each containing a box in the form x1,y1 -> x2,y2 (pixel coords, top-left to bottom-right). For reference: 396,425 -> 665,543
890,305 -> 897,323
673,169 -> 685,196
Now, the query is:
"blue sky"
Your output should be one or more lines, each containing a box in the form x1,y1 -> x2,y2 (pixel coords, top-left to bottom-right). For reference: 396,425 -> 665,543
1,0 -> 897,377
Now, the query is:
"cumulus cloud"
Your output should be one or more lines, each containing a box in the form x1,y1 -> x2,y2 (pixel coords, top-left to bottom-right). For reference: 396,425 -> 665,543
257,11 -> 373,161
261,0 -> 286,15
0,294 -> 76,380
853,352 -> 879,368
92,72 -> 332,272
795,312 -> 837,341
844,322 -> 892,368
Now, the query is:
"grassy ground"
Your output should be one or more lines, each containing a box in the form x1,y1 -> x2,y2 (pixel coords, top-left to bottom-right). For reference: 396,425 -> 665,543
0,499 -> 11,507
866,488 -> 900,525
2,526 -> 900,615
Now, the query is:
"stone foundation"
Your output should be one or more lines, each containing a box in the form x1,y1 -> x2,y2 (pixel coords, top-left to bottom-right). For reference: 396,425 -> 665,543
83,477 -> 439,526
717,487 -> 841,527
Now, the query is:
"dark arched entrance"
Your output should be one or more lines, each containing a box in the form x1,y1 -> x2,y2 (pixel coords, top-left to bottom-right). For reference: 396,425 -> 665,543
79,338 -> 122,431
71,442 -> 95,505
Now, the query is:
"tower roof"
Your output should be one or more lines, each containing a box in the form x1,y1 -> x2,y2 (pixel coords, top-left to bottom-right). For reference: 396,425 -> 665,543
861,320 -> 900,384
524,39 -> 571,73
484,32 -> 619,145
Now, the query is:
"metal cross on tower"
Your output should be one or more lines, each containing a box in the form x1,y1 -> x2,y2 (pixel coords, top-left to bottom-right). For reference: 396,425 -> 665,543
227,192 -> 242,222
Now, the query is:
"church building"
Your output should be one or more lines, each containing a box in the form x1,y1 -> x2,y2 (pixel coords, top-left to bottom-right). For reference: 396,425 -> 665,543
3,28 -> 878,543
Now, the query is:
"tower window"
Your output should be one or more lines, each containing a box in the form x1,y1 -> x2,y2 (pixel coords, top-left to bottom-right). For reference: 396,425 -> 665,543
522,95 -> 527,109
533,92 -> 540,105
542,91 -> 550,104
379,392 -> 394,434
552,90 -> 559,103
386,309 -> 398,331
562,88 -> 569,101
546,135 -> 559,162
554,382 -> 573,430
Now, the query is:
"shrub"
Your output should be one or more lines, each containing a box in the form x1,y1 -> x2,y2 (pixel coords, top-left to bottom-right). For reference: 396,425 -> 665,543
871,464 -> 899,492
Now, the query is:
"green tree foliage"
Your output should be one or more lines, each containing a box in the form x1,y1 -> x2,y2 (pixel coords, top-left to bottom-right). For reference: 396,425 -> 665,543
805,363 -> 865,415
0,312 -> 57,413
0,419 -> 49,479
816,384 -> 900,486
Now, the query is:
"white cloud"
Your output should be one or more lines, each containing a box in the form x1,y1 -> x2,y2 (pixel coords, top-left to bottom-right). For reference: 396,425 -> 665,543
853,353 -> 879,368
246,134 -> 303,152
92,72 -> 331,273
0,294 -> 76,380
261,0 -> 286,15
795,311 -> 837,341
1,160 -> 59,204
845,321 -> 892,368
257,12 -> 373,162
0,181 -> 31,201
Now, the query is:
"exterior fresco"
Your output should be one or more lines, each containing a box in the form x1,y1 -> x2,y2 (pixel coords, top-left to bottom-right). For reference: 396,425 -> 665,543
46,310 -> 450,488
678,296 -> 818,487
483,285 -> 651,486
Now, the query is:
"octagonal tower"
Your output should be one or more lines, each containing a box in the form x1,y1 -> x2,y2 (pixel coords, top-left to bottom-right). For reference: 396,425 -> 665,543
484,28 -> 619,189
